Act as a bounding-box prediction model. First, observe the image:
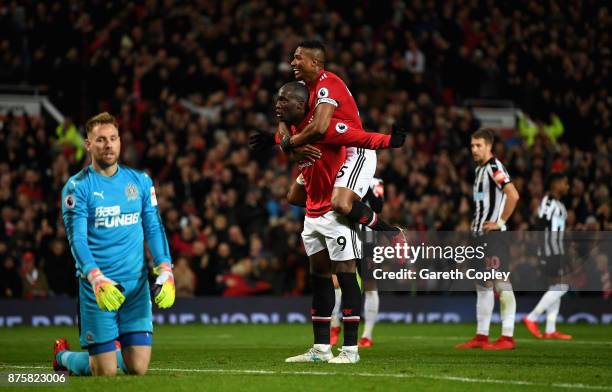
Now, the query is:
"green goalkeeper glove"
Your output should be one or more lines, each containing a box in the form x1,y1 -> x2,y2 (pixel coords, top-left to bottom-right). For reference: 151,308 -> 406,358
87,268 -> 125,312
152,262 -> 175,309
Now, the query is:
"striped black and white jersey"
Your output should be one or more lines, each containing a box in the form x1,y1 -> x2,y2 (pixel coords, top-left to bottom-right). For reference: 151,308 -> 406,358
471,157 -> 511,234
537,195 -> 567,256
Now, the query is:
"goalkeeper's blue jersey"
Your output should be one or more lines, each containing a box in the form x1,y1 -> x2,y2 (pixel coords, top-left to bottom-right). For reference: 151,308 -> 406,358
61,165 -> 171,281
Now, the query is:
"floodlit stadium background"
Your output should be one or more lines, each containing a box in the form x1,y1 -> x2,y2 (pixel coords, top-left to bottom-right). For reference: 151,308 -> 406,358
0,1 -> 610,322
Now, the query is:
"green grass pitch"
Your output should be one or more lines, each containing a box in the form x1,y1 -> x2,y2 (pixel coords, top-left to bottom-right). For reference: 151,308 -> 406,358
0,323 -> 610,391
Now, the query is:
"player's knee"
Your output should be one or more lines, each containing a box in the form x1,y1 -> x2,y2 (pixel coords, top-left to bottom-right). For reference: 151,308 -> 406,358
93,364 -> 117,377
331,195 -> 352,215
334,260 -> 356,273
310,265 -> 332,277
127,362 -> 149,376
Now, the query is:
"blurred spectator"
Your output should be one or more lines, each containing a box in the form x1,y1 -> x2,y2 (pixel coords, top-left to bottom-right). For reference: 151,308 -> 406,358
0,0 -> 610,297
19,252 -> 49,299
218,258 -> 271,297
0,256 -> 22,298
173,256 -> 197,298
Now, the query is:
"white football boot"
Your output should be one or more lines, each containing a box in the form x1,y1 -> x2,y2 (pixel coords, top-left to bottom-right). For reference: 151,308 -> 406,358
285,344 -> 334,363
328,346 -> 360,364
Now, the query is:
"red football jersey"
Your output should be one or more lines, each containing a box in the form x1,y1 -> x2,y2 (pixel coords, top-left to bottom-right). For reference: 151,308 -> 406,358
292,118 -> 390,218
306,70 -> 362,129
279,70 -> 390,217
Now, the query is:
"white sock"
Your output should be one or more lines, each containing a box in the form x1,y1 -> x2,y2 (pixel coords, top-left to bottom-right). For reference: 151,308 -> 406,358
545,284 -> 568,333
496,281 -> 516,337
331,288 -> 342,328
362,290 -> 379,339
313,343 -> 331,352
545,298 -> 561,334
476,285 -> 494,336
527,284 -> 569,322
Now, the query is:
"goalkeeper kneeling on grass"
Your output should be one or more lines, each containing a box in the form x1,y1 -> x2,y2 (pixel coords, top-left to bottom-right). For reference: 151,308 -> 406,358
54,112 -> 174,376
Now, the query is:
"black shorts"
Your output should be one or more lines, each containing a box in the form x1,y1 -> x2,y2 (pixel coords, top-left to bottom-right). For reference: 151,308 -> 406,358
540,254 -> 566,278
474,232 -> 510,274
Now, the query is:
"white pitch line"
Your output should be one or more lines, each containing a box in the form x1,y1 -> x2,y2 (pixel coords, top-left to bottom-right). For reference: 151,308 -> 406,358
396,335 -> 612,345
1,364 -> 608,390
147,367 -> 612,390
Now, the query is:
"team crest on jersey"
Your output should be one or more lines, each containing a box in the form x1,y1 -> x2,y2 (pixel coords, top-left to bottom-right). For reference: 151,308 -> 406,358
64,194 -> 76,209
125,183 -> 139,201
318,87 -> 329,98
335,122 -> 348,134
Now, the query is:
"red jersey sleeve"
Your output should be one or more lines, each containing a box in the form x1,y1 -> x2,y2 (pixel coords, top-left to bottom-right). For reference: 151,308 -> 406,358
319,121 -> 391,150
314,74 -> 346,109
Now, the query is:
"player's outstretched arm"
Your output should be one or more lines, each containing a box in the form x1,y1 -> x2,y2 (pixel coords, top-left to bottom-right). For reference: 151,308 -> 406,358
319,123 -> 408,150
248,129 -> 277,151
249,128 -> 321,161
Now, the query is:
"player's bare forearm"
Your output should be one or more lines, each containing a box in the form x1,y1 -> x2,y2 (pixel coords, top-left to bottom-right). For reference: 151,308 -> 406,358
278,122 -> 291,139
287,182 -> 307,207
483,183 -> 519,232
288,103 -> 335,148
500,183 -> 520,222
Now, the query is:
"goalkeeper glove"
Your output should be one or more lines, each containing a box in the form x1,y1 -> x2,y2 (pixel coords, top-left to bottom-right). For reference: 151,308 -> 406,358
152,262 -> 175,309
389,124 -> 409,148
248,129 -> 277,151
87,268 -> 125,312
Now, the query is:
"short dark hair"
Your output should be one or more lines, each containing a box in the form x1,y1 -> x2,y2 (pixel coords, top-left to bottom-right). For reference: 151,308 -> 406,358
297,40 -> 326,62
281,81 -> 309,103
471,128 -> 495,145
85,112 -> 118,135
546,172 -> 567,190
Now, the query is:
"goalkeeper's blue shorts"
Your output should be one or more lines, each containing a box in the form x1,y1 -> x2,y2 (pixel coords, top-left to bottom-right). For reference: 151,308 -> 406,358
78,275 -> 153,349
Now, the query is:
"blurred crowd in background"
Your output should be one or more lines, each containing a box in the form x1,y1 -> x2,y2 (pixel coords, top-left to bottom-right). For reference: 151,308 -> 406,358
0,1 -> 610,298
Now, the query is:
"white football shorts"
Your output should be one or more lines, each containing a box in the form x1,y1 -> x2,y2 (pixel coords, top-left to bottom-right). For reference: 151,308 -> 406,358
301,211 -> 362,261
334,147 -> 377,198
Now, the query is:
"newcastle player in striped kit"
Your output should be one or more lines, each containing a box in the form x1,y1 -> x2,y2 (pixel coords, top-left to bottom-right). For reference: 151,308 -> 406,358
524,173 -> 573,340
456,129 -> 520,350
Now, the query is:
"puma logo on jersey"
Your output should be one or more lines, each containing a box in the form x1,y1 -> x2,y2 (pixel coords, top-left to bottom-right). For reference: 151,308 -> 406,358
93,191 -> 104,200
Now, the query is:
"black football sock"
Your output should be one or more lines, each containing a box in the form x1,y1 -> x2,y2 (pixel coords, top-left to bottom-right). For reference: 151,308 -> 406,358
346,200 -> 398,233
311,274 -> 335,345
336,272 -> 362,346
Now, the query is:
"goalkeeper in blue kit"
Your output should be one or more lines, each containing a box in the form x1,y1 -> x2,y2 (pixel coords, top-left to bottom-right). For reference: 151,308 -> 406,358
53,112 -> 174,376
